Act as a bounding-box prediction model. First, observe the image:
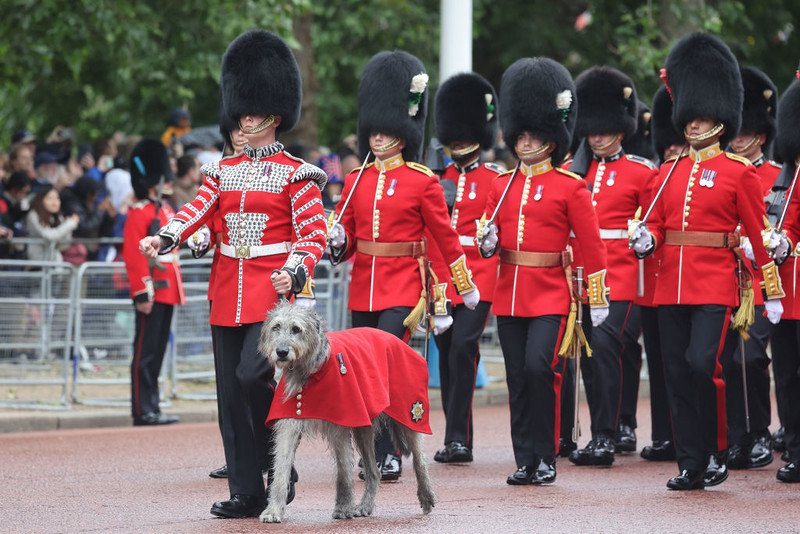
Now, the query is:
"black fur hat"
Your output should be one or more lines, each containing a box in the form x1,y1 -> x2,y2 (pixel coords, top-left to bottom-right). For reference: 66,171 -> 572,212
220,30 -> 301,135
434,72 -> 498,151
357,50 -> 429,163
622,100 -> 656,160
499,57 -> 577,167
575,66 -> 638,138
651,86 -> 685,160
217,86 -> 238,150
776,67 -> 800,164
662,32 -> 742,146
740,66 -> 778,151
130,137 -> 175,200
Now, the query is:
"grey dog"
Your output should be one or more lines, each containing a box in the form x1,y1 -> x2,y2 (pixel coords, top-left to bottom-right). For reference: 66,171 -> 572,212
257,301 -> 435,523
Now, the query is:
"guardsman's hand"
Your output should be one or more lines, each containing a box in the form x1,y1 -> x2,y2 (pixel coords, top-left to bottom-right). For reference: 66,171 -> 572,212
135,301 -> 154,315
478,221 -> 498,254
461,288 -> 480,310
630,223 -> 653,254
328,223 -> 345,248
271,270 -> 293,296
295,297 -> 316,309
741,236 -> 755,262
764,298 -> 783,324
433,314 -> 453,335
188,226 -> 211,253
590,306 -> 609,327
139,236 -> 161,259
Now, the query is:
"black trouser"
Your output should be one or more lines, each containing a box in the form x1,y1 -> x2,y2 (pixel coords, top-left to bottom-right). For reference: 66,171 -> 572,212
434,301 -> 491,449
131,302 -> 173,418
659,304 -> 728,472
212,322 -> 276,498
560,304 -> 592,444
719,305 -> 773,445
351,307 -> 412,458
497,314 -> 565,466
770,318 -> 800,461
641,306 -> 672,442
582,300 -> 632,438
619,305 -> 642,429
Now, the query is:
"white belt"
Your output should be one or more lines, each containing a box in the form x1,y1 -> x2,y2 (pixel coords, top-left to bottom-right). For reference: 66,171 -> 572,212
156,254 -> 178,264
220,241 -> 291,259
459,235 -> 476,247
599,229 -> 627,240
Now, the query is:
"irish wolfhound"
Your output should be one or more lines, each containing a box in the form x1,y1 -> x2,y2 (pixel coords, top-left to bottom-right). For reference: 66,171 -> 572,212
257,301 -> 435,523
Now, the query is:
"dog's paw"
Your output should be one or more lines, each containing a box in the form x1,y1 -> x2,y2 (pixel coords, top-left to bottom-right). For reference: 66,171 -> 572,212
259,509 -> 283,523
332,507 -> 355,520
353,504 -> 374,517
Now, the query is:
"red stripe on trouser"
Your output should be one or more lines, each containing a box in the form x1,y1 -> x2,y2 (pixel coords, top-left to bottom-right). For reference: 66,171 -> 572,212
133,313 -> 147,417
551,316 -> 567,453
613,302 -> 633,429
713,308 -> 731,452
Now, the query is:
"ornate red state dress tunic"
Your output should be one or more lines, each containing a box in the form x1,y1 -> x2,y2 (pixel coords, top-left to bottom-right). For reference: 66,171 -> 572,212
776,161 -> 800,321
266,328 -> 431,433
485,159 -> 608,317
158,143 -> 327,326
122,200 -> 185,305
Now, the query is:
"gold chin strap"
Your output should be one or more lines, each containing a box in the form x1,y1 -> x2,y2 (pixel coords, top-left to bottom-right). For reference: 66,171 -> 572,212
370,137 -> 400,153
517,142 -> 551,158
684,122 -> 724,142
239,115 -> 275,135
592,134 -> 621,152
450,142 -> 481,157
732,134 -> 759,155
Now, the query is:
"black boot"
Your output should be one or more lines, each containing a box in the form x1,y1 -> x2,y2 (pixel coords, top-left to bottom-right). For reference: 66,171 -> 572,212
568,434 -> 615,466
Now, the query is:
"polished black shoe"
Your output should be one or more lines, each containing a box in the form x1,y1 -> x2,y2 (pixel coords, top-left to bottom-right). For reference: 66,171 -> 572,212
704,452 -> 729,487
568,435 -> 615,466
558,438 -> 577,458
782,450 -> 791,463
777,461 -> 800,483
506,465 -> 535,485
379,453 -> 402,481
640,440 -> 676,462
434,441 -> 473,463
773,427 -> 786,452
615,423 -> 637,453
266,466 -> 299,505
667,470 -> 705,490
726,444 -> 749,470
210,494 -> 266,518
531,457 -> 557,485
209,464 -> 228,478
748,434 -> 774,468
133,412 -> 179,426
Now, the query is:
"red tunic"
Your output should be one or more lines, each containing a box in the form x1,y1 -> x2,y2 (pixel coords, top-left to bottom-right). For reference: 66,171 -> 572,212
649,145 -> 774,306
583,153 -> 658,302
755,157 -> 782,198
158,143 -> 328,326
266,328 -> 431,433
485,159 -> 608,317
634,167 -> 662,307
122,200 -> 185,305
428,161 -> 501,304
333,154 -> 467,312
776,162 -> 800,320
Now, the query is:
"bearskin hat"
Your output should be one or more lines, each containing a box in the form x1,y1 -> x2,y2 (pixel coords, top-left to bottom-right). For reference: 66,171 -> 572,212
740,66 -> 778,152
217,87 -> 238,150
434,72 -> 499,151
776,65 -> 800,164
130,138 -> 174,200
499,57 -> 577,167
357,50 -> 429,163
575,66 -> 638,139
220,30 -> 301,135
622,100 -> 656,160
662,32 -> 742,146
651,86 -> 685,161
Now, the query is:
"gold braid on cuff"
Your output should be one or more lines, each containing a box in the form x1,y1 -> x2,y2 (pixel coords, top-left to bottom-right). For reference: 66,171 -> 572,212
586,269 -> 611,307
432,281 -> 450,316
449,254 -> 477,294
761,262 -> 785,299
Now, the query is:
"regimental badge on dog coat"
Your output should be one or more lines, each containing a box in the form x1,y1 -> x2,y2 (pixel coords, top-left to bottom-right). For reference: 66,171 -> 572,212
266,328 -> 432,433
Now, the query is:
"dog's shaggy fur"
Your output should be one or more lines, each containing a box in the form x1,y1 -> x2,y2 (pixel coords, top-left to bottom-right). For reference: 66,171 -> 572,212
257,301 -> 435,523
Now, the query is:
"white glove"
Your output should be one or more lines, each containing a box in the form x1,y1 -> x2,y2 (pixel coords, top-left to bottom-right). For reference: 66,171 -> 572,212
479,222 -> 498,254
590,307 -> 609,327
631,224 -> 653,254
764,299 -> 783,325
433,314 -> 453,335
461,288 -> 480,310
767,229 -> 790,263
741,236 -> 755,262
295,297 -> 316,309
328,223 -> 346,248
187,226 -> 211,252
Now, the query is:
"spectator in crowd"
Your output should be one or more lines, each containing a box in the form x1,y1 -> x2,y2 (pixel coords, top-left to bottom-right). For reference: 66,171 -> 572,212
11,129 -> 37,156
0,151 -> 9,183
0,171 -> 31,260
169,154 -> 201,209
25,185 -> 79,263
161,107 -> 192,147
32,152 -> 62,192
61,176 -> 115,261
339,145 -> 361,175
316,151 -> 344,209
8,143 -> 35,178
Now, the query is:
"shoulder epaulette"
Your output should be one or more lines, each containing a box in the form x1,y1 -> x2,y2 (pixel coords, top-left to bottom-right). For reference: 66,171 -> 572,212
406,161 -> 434,176
483,162 -> 505,174
132,199 -> 150,209
200,160 -> 222,179
351,162 -> 374,174
768,160 -> 782,169
664,153 -> 688,163
555,167 -> 583,181
725,153 -> 753,166
497,169 -> 515,178
282,151 -> 307,165
625,154 -> 658,170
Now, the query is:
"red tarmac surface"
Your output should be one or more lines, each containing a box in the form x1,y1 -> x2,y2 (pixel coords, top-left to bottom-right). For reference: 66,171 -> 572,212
1,400 -> 798,534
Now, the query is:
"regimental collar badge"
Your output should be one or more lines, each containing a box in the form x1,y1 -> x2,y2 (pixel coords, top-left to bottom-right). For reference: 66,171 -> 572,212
410,401 -> 425,423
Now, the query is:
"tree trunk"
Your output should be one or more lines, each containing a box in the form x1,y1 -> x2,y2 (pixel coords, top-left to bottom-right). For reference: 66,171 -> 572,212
283,11 -> 318,151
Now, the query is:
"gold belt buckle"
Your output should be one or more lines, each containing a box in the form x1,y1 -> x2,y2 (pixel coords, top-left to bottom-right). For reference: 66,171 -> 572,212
236,245 -> 250,259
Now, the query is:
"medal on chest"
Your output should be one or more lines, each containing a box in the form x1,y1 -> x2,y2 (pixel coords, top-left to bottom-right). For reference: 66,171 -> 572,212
468,182 -> 477,200
386,178 -> 397,197
699,169 -> 716,188
607,170 -> 616,186
534,184 -> 543,201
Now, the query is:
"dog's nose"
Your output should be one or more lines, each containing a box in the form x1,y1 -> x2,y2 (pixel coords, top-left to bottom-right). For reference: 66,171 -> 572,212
276,348 -> 289,361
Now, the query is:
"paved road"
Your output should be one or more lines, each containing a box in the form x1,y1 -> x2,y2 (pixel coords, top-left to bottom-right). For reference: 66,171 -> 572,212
2,401 -> 797,534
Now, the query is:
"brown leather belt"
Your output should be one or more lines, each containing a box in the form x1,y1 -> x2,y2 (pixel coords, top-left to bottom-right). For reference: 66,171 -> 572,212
357,239 -> 427,258
500,249 -> 569,268
664,230 -> 738,249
